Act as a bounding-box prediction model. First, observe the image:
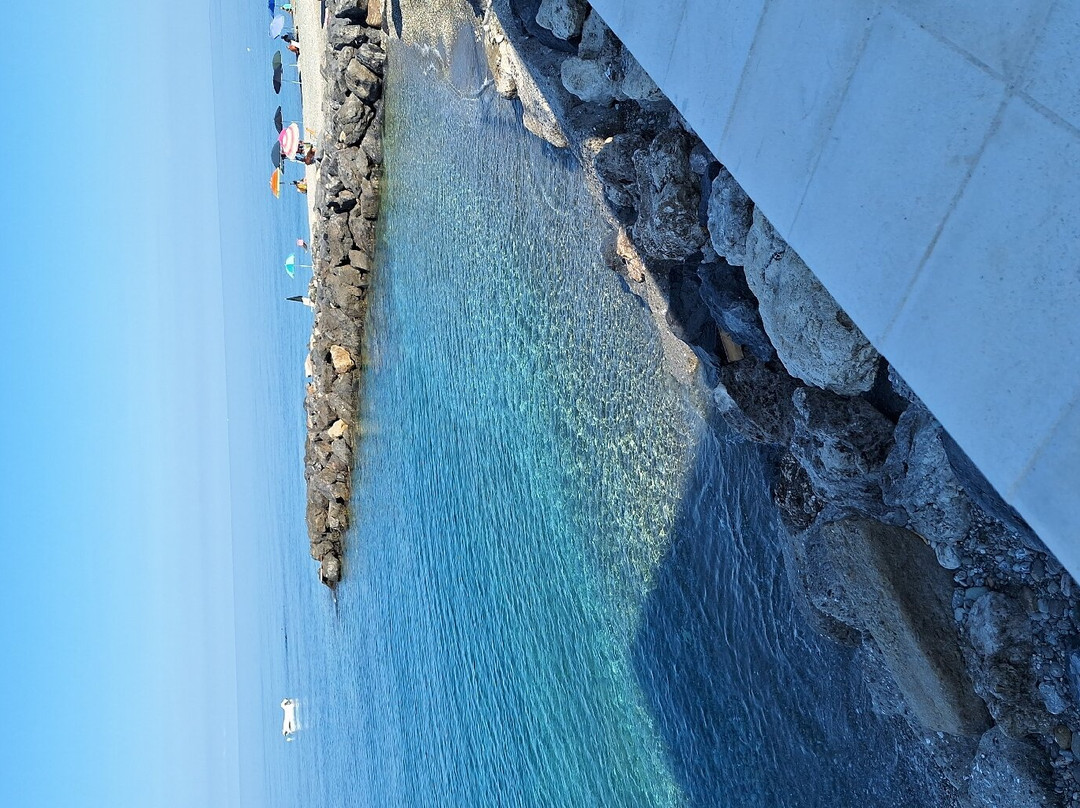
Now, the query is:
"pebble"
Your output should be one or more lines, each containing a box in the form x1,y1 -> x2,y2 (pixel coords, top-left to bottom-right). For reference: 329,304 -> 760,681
965,586 -> 989,601
1057,725 -> 1074,749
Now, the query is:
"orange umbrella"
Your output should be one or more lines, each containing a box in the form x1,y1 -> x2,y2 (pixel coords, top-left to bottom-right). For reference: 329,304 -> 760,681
270,168 -> 282,198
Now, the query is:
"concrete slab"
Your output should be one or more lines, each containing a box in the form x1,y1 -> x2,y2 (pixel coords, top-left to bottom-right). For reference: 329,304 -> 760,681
882,96 -> 1080,488
1012,397 -> 1080,575
718,0 -> 879,233
788,7 -> 1006,341
663,0 -> 766,137
887,0 -> 1054,79
1021,0 -> 1080,132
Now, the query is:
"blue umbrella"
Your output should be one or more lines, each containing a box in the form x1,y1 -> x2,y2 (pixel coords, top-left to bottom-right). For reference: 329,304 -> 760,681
269,15 -> 285,38
268,0 -> 275,13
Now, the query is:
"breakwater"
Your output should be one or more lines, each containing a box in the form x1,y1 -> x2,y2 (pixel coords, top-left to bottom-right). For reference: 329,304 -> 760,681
302,0 -> 386,586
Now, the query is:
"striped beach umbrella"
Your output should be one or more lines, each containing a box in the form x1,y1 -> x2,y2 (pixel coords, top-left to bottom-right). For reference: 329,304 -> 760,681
278,123 -> 300,160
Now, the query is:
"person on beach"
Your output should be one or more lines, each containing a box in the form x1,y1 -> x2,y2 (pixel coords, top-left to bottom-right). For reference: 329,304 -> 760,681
286,42 -> 300,57
292,179 -> 308,194
296,238 -> 309,250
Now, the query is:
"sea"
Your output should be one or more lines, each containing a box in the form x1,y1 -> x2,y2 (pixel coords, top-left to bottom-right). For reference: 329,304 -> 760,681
210,5 -> 951,807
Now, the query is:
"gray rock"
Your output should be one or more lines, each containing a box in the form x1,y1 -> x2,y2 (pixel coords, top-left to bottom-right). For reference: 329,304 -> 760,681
967,592 -> 1052,738
616,53 -> 663,103
632,130 -> 708,261
535,0 -> 589,40
772,450 -> 826,533
967,727 -> 1056,807
696,262 -> 775,362
326,213 -> 354,267
707,167 -> 753,266
744,208 -> 880,395
344,57 -> 380,100
882,404 -> 973,550
817,518 -> 991,735
578,10 -> 615,59
790,387 -> 894,514
561,56 -> 616,104
715,357 -> 798,446
1039,681 -> 1067,715
331,96 -> 375,146
593,134 -> 644,210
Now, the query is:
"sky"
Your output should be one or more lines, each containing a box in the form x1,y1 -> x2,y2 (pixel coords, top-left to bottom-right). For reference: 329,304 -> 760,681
0,1 -> 238,805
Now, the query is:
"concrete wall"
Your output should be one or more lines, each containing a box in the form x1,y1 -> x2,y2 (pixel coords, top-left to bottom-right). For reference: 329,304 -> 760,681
590,0 -> 1080,573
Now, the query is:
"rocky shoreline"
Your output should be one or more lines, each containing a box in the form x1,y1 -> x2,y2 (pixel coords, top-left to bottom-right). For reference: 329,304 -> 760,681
303,0 -> 1080,802
470,0 -> 1080,803
301,0 -> 387,587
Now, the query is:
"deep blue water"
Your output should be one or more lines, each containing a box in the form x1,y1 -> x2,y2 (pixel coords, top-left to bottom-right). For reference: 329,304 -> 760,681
213,11 -> 951,808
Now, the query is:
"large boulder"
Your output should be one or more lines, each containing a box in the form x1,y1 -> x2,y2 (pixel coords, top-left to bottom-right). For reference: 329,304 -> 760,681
816,518 -> 991,736
744,208 -> 879,395
631,130 -> 708,261
561,56 -> 616,104
715,357 -> 798,446
535,0 -> 589,41
966,592 -> 1052,738
882,405 -> 973,567
790,387 -> 895,514
966,727 -> 1056,807
707,167 -> 754,266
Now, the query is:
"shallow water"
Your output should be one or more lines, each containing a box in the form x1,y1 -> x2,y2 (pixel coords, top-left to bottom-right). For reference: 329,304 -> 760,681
242,24 -> 952,808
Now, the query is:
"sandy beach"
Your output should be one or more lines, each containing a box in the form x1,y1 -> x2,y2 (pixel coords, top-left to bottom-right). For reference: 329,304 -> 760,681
293,0 -> 329,240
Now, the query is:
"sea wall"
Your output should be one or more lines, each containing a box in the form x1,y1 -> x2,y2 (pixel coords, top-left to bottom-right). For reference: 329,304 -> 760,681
476,0 -> 1079,803
302,0 -> 386,587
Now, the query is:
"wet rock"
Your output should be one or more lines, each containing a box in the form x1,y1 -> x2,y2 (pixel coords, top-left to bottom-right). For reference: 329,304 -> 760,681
535,0 -> 588,41
632,130 -> 707,261
744,208 -> 879,395
817,518 -> 991,736
790,387 -> 894,514
706,167 -> 753,266
715,357 -> 798,446
882,405 -> 973,555
772,450 -> 826,533
967,727 -> 1056,807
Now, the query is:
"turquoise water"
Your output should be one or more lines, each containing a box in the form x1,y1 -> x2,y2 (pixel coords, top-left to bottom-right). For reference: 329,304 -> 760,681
215,15 -> 952,808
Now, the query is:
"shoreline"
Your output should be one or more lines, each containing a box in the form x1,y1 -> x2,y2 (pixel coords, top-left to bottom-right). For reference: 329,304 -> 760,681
300,0 -> 1077,802
459,0 -> 1078,803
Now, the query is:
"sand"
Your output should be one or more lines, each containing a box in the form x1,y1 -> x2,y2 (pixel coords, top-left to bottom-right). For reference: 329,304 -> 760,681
292,0 -> 330,240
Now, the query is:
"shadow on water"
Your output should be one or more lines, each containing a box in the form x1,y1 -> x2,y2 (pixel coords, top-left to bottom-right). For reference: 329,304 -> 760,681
631,412 -> 948,807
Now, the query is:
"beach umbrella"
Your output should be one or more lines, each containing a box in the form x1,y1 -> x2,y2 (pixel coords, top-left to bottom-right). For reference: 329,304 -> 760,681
285,253 -> 311,277
269,15 -> 286,38
279,123 -> 300,160
271,142 -> 283,168
268,0 -> 275,13
270,168 -> 282,198
274,105 -> 283,133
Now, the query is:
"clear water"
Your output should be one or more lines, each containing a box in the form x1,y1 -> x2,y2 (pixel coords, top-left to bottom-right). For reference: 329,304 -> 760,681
215,12 -> 952,808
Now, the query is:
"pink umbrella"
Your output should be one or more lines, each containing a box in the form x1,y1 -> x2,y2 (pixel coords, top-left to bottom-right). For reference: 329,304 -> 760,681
278,123 -> 300,160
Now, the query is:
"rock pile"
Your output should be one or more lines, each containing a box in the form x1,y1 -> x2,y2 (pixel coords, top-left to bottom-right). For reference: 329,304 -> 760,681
476,0 -> 1076,803
303,0 -> 385,587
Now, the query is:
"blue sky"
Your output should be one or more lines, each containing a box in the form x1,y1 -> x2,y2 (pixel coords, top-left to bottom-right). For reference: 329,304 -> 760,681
0,1 -> 238,805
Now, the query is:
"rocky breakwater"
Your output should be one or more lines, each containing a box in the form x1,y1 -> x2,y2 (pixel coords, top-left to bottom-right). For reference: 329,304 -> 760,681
475,0 -> 1078,803
302,0 -> 386,587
